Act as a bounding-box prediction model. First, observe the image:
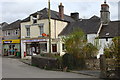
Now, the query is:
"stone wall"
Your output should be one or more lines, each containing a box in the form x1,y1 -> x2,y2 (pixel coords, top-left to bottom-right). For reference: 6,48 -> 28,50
32,55 -> 58,69
106,58 -> 116,70
85,59 -> 100,70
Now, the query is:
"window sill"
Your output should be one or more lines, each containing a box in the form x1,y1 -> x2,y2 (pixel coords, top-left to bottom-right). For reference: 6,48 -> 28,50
38,35 -> 42,38
25,36 -> 30,38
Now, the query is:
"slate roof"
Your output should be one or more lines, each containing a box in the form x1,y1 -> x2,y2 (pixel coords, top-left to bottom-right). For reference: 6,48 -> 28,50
2,20 -> 21,30
0,22 -> 8,28
99,21 -> 120,38
59,15 -> 101,36
0,22 -> 8,30
21,8 -> 75,22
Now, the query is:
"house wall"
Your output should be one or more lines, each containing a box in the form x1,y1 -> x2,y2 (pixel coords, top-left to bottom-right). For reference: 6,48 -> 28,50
97,38 -> 112,58
87,34 -> 97,44
2,29 -> 20,40
51,19 -> 67,38
21,19 -> 67,39
21,18 -> 68,59
87,34 -> 113,58
2,28 -> 21,56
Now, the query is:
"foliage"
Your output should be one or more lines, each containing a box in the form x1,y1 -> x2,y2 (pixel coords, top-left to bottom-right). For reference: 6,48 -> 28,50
104,36 -> 120,58
83,43 -> 98,59
62,29 -> 87,58
104,36 -> 120,77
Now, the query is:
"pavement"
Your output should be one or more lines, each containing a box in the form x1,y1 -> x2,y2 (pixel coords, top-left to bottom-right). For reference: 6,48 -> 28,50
20,58 -> 101,78
20,59 -> 32,65
0,56 -> 2,80
72,70 -> 100,77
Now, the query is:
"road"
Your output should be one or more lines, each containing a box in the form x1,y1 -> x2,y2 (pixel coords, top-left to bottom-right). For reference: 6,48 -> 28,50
1,57 -> 100,78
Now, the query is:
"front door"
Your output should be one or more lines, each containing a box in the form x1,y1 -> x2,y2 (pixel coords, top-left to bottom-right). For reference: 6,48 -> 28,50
52,44 -> 57,52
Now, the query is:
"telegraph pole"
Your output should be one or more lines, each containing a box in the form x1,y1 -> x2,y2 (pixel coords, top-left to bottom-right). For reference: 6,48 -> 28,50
48,0 -> 51,55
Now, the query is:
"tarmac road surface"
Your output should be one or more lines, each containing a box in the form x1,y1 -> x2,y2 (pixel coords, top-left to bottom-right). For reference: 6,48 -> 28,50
1,57 -> 102,79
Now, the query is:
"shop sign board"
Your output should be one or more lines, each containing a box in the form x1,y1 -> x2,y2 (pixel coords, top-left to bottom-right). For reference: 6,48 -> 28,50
23,39 -> 47,43
3,39 -> 20,43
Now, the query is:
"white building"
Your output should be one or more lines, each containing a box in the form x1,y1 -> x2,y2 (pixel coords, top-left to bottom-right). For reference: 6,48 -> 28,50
20,1 -> 119,59
20,3 -> 75,59
59,1 -> 120,58
0,22 -> 8,55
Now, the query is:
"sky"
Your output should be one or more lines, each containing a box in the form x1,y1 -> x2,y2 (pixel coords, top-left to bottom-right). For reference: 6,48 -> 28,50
0,0 -> 119,24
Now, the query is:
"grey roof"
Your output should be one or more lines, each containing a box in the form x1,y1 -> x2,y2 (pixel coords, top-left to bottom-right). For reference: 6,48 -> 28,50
2,20 -> 21,30
59,15 -> 101,36
0,22 -> 8,28
99,21 -> 120,38
21,8 -> 75,22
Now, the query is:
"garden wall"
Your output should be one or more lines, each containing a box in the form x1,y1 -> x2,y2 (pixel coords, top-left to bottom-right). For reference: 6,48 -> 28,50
85,59 -> 100,70
32,55 -> 58,69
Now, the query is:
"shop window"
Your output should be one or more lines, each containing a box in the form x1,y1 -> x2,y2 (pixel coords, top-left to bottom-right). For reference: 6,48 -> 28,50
40,43 -> 47,52
52,44 -> 57,52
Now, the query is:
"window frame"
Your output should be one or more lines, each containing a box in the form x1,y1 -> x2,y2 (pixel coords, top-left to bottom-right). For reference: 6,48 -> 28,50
26,28 -> 30,37
39,23 -> 44,36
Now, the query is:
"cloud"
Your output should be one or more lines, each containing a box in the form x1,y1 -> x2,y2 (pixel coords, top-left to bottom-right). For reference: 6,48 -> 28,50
118,1 -> 120,20
0,0 -> 119,23
1,2 -> 47,23
0,0 -> 120,3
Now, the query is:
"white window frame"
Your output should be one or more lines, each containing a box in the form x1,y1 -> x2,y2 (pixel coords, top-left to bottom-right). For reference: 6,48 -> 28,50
39,23 -> 44,36
25,25 -> 30,37
26,28 -> 30,37
15,29 -> 18,35
7,30 -> 10,36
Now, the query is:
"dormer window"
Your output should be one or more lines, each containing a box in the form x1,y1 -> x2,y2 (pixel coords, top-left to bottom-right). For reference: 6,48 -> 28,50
32,15 -> 37,24
106,33 -> 109,36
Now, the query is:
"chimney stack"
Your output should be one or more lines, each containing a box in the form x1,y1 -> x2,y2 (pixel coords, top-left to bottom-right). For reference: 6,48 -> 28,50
71,12 -> 79,21
59,3 -> 64,20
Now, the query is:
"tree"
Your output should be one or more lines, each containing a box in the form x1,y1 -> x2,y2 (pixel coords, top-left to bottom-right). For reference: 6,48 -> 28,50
62,29 -> 87,58
104,36 -> 120,58
104,36 -> 120,77
83,43 -> 98,59
62,29 -> 87,69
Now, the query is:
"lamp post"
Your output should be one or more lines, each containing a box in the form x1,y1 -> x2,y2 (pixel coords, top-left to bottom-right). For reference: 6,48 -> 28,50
48,0 -> 51,55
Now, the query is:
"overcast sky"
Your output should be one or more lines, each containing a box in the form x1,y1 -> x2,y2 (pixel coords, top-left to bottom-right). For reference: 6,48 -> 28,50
0,0 -> 119,23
